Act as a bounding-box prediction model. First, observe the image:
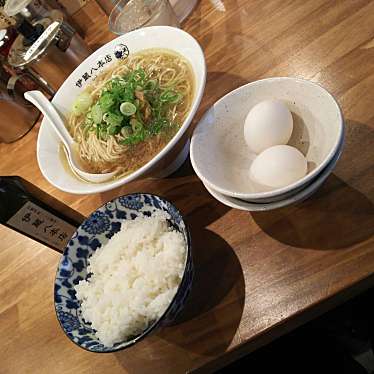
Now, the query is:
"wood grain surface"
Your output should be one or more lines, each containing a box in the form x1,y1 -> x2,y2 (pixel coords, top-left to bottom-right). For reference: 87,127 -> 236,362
1,1 -> 374,373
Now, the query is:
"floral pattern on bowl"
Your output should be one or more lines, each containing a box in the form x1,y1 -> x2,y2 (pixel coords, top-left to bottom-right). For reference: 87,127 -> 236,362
54,193 -> 193,353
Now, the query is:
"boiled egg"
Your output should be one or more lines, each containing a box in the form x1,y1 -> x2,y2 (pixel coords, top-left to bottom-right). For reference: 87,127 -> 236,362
250,145 -> 307,188
244,100 -> 293,153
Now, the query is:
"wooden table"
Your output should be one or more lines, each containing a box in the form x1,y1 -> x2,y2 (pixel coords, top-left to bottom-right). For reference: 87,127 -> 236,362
1,1 -> 374,373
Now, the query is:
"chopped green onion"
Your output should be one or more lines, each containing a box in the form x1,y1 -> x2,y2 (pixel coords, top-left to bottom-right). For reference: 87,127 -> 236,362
120,126 -> 132,138
72,92 -> 92,115
120,131 -> 145,145
159,90 -> 181,103
120,102 -> 137,116
91,104 -> 103,124
79,67 -> 184,145
99,92 -> 115,111
150,118 -> 168,134
100,130 -> 108,140
144,79 -> 157,91
169,92 -> 183,104
130,118 -> 143,133
103,112 -> 123,127
107,124 -> 121,135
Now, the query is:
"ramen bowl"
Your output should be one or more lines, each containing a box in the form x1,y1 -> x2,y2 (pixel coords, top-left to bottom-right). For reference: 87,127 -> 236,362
190,77 -> 344,203
37,26 -> 206,194
55,193 -> 193,352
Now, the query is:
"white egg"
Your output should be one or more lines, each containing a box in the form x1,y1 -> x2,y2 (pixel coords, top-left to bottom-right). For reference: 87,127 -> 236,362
250,145 -> 307,188
244,100 -> 293,154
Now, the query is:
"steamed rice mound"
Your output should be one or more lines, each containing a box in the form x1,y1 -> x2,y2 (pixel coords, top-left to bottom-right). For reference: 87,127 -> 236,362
74,214 -> 186,347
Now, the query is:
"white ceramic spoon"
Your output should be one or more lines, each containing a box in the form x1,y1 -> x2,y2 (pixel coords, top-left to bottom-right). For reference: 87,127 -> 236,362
25,90 -> 116,183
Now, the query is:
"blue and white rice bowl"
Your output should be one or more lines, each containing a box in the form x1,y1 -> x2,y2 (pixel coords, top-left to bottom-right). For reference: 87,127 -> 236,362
54,193 -> 193,353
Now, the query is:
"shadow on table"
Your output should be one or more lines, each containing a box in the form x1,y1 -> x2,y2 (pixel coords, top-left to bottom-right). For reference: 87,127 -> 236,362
154,179 -> 232,228
166,156 -> 195,179
333,120 -> 373,199
252,120 -> 374,251
164,180 -> 245,335
157,227 -> 245,355
157,186 -> 245,356
252,175 -> 374,250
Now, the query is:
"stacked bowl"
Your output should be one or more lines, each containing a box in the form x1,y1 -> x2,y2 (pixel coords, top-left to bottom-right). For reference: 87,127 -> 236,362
190,77 -> 344,211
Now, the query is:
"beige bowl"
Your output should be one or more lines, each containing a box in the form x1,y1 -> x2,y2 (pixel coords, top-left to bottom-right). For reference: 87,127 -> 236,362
190,77 -> 344,202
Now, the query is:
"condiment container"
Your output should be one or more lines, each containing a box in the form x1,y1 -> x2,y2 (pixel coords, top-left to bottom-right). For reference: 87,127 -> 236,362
7,9 -> 91,91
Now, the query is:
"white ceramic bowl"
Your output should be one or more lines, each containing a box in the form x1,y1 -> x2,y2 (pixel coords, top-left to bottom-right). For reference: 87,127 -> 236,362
37,26 -> 206,194
190,77 -> 344,202
203,132 -> 344,211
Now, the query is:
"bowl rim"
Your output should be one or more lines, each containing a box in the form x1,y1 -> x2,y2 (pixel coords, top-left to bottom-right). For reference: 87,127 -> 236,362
37,26 -> 207,195
190,76 -> 344,200
54,192 -> 193,353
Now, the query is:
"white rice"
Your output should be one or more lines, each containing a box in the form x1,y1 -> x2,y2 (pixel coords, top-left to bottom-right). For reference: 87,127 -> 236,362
74,213 -> 186,347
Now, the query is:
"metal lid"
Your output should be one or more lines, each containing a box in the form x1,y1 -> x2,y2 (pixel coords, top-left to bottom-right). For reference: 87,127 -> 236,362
3,0 -> 33,17
7,10 -> 63,68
